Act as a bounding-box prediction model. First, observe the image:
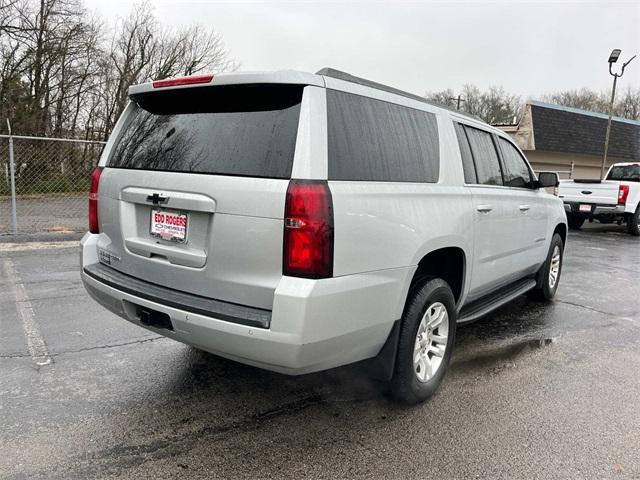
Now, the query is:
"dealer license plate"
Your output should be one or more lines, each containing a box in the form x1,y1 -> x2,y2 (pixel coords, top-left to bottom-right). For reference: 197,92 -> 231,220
579,204 -> 592,213
150,209 -> 188,242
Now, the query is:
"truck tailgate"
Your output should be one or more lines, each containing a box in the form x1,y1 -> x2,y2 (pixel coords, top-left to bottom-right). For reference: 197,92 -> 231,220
558,179 -> 619,205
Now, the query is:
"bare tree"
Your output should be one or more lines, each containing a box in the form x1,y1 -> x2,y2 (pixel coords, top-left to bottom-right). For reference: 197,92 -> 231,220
96,2 -> 237,138
428,83 -> 639,124
459,84 -> 483,118
100,4 -> 157,136
0,0 -> 102,133
423,88 -> 457,109
151,25 -> 236,79
542,88 -> 608,114
176,24 -> 238,75
0,0 -> 23,35
616,87 -> 640,120
426,84 -> 522,124
0,0 -> 237,137
478,86 -> 522,125
543,86 -> 640,121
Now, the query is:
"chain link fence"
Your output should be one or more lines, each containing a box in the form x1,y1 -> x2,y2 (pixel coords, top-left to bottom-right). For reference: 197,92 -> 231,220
0,134 -> 105,235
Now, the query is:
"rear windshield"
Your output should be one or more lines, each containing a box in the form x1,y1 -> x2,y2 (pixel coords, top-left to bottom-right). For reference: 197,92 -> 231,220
108,84 -> 303,179
607,164 -> 640,182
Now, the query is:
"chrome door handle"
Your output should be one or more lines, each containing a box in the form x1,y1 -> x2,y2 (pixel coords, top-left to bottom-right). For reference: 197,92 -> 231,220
476,205 -> 493,213
519,205 -> 530,211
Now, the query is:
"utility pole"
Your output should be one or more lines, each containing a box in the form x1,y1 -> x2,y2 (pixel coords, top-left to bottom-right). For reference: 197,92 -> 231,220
448,95 -> 465,111
601,49 -> 636,179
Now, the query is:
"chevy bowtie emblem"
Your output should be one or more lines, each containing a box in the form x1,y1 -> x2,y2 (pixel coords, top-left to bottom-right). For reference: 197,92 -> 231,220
146,193 -> 169,205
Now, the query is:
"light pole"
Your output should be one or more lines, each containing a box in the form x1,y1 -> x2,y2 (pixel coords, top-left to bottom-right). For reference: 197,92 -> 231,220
601,49 -> 636,179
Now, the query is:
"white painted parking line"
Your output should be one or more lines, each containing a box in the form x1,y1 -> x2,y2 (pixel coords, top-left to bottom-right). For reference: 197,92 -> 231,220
0,240 -> 78,253
2,258 -> 52,366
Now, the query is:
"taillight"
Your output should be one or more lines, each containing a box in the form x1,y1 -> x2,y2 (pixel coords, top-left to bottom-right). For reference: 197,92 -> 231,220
89,167 -> 103,234
618,184 -> 629,205
283,180 -> 334,279
152,74 -> 213,88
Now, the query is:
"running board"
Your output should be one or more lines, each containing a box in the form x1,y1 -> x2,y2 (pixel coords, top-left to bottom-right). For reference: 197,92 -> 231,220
458,278 -> 537,324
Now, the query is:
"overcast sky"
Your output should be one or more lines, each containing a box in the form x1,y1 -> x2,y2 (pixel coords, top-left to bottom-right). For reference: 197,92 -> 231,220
84,0 -> 640,100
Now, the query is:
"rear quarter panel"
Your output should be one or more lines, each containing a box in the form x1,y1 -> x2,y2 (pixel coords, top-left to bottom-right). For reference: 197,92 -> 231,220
329,114 -> 474,316
330,182 -> 473,274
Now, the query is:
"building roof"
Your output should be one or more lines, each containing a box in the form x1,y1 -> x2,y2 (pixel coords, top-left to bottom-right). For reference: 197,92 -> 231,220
529,100 -> 640,127
528,101 -> 640,161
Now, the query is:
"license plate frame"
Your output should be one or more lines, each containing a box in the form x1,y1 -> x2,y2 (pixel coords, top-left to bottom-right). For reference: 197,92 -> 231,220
578,204 -> 592,213
150,209 -> 188,243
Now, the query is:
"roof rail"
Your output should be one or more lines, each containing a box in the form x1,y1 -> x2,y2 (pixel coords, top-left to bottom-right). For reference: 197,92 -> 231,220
316,67 -> 480,121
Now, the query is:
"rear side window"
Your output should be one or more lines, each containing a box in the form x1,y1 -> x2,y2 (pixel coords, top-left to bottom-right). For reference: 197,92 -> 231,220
464,126 -> 503,186
327,90 -> 440,182
607,164 -> 640,182
454,123 -> 477,183
108,84 -> 303,179
498,137 -> 533,188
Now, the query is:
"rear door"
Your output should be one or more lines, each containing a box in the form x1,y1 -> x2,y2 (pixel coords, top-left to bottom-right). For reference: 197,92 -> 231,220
96,84 -> 306,310
455,124 -> 528,300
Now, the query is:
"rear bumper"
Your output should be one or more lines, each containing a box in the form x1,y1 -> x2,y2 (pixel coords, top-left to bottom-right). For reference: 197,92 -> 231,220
80,233 -> 412,375
84,263 -> 272,329
563,202 -> 625,215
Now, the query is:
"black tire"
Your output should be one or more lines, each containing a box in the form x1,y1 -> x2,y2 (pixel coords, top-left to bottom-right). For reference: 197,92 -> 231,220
390,277 -> 457,404
567,214 -> 585,230
626,205 -> 640,236
529,233 -> 564,301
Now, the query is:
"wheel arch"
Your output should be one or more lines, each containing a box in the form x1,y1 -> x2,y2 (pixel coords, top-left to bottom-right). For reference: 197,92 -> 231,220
409,246 -> 467,307
553,222 -> 567,247
367,246 -> 466,382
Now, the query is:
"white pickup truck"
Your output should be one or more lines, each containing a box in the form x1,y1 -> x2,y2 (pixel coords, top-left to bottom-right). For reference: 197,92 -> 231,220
558,162 -> 640,235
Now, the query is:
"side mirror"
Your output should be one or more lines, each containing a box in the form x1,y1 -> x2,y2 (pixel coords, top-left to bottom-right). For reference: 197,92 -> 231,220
537,171 -> 559,189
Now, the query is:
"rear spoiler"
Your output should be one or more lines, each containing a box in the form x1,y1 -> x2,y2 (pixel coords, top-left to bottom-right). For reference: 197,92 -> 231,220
128,70 -> 324,96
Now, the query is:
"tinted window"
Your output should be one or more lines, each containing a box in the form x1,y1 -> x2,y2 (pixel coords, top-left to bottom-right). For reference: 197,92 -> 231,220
108,85 -> 303,179
464,127 -> 503,186
454,123 -> 477,183
498,138 -> 533,188
327,90 -> 439,182
607,164 -> 640,182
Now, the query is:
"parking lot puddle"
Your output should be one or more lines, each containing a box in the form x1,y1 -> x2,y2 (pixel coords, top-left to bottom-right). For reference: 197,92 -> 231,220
452,336 -> 556,374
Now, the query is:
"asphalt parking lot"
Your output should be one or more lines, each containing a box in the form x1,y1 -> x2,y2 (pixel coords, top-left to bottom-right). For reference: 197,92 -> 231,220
1,224 -> 639,479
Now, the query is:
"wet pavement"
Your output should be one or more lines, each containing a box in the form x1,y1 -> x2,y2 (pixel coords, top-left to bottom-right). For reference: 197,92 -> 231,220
1,224 -> 639,479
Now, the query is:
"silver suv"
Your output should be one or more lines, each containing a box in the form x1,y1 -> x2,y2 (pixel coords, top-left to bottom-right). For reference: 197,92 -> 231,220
81,68 -> 567,403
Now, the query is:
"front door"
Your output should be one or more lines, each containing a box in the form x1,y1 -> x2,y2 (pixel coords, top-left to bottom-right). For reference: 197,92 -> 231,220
496,136 -> 548,273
